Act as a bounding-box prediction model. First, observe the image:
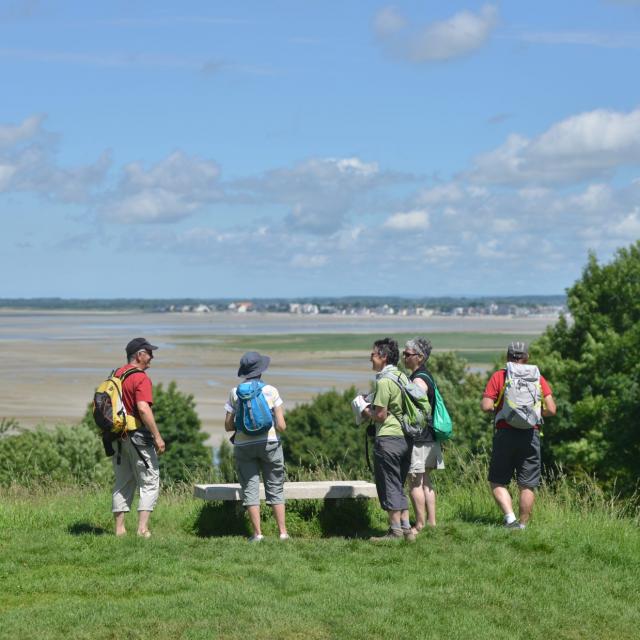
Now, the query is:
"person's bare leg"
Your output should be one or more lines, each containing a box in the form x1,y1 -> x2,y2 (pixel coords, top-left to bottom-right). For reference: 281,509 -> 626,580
423,471 -> 437,527
491,483 -> 514,516
409,473 -> 426,533
271,503 -> 287,536
518,487 -> 535,525
137,510 -> 152,536
247,505 -> 261,536
114,512 -> 126,536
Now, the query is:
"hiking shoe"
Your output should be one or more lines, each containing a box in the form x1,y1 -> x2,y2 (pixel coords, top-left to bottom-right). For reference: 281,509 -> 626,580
370,528 -> 404,542
248,534 -> 264,542
402,528 -> 416,542
504,520 -> 525,530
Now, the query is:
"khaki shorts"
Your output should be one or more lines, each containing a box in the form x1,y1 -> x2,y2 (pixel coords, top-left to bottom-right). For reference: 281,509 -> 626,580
409,441 -> 445,474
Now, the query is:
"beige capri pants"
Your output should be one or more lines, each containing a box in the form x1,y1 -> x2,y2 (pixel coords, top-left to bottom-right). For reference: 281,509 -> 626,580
112,438 -> 160,512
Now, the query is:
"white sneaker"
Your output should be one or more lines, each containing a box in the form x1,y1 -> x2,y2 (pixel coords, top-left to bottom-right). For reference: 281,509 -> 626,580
279,533 -> 290,540
248,534 -> 264,542
504,520 -> 525,530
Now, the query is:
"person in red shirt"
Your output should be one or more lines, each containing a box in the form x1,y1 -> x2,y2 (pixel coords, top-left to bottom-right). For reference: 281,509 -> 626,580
481,341 -> 556,529
112,337 -> 166,538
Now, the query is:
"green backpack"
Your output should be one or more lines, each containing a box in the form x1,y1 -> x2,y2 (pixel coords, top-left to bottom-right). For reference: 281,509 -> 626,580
420,372 -> 453,442
380,372 -> 432,440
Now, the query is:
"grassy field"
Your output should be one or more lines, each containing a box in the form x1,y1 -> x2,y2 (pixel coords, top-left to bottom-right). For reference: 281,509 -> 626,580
174,332 -> 543,366
1,460 -> 638,640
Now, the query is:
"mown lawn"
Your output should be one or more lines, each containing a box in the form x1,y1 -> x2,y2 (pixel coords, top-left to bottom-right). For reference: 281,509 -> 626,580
1,476 -> 638,640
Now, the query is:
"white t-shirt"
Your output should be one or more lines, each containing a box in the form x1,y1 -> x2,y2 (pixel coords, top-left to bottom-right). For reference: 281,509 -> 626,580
224,382 -> 283,446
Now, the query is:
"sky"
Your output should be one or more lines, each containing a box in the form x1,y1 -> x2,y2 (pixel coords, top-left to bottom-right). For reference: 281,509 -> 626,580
0,0 -> 639,299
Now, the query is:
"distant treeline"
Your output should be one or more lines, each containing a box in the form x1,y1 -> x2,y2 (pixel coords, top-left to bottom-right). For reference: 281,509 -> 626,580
0,294 -> 566,312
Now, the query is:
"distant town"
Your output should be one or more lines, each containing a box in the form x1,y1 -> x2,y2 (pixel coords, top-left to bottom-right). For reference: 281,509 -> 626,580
160,299 -> 566,318
0,295 -> 567,318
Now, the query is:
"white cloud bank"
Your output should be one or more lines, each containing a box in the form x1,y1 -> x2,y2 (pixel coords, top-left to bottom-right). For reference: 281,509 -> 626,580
0,114 -> 109,202
99,151 -> 221,223
374,4 -> 498,63
470,107 -> 640,185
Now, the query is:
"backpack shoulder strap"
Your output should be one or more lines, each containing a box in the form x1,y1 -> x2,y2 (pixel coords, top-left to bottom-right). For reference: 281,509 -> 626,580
119,367 -> 146,382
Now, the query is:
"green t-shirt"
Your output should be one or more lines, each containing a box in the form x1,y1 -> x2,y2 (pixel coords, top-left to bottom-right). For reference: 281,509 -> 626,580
373,366 -> 407,437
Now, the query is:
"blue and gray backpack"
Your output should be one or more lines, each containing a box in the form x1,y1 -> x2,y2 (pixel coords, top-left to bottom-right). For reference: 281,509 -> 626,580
234,380 -> 274,435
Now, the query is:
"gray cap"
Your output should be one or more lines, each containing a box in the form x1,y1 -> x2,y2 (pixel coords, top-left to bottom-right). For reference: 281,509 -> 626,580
237,351 -> 271,378
507,341 -> 529,359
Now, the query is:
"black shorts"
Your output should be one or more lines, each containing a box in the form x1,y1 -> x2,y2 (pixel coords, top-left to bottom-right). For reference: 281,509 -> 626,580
488,428 -> 541,488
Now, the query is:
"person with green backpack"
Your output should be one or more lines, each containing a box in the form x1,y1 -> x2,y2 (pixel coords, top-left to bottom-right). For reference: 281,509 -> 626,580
360,337 -> 416,542
402,337 -> 446,533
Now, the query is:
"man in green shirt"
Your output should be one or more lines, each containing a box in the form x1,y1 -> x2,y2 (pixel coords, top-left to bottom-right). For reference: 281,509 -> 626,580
361,337 -> 415,541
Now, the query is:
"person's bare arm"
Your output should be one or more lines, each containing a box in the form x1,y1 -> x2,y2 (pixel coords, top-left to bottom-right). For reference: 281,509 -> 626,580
274,405 -> 286,432
136,401 -> 165,454
542,394 -> 557,417
480,397 -> 495,413
362,404 -> 388,422
413,377 -> 428,392
224,411 -> 235,432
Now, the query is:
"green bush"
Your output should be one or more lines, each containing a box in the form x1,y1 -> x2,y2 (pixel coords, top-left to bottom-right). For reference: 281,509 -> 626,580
0,422 -> 110,487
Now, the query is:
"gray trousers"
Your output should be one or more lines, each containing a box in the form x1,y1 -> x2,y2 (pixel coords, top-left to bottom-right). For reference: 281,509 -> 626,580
234,440 -> 285,506
373,436 -> 411,511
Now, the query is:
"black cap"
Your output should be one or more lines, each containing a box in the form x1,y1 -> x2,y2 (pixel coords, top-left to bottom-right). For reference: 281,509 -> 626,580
126,337 -> 159,358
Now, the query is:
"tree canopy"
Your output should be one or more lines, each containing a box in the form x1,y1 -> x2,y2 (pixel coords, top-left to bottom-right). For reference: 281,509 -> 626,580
533,242 -> 640,492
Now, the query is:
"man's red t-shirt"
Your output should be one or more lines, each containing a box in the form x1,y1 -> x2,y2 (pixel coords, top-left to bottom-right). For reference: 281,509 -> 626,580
114,366 -> 153,419
483,368 -> 552,430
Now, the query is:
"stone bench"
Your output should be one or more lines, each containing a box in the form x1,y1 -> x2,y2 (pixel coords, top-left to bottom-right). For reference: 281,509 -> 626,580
193,480 -> 378,501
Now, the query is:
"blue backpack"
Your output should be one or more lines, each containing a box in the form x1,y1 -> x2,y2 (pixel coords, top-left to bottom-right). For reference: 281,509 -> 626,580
234,381 -> 274,435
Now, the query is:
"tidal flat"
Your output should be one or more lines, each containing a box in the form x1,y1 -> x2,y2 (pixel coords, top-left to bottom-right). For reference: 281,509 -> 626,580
0,310 -> 554,444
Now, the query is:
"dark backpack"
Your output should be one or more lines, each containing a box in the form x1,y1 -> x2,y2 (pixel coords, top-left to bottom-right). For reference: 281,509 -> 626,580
234,381 -> 274,435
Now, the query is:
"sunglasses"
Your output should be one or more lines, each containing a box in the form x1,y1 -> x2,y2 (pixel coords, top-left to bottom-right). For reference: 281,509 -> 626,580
403,351 -> 418,357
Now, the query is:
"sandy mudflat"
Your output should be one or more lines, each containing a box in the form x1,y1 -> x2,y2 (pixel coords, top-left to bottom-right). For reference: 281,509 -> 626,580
0,311 -> 555,446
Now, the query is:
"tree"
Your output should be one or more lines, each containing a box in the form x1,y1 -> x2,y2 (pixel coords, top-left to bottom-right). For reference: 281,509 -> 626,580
282,386 -> 366,474
533,242 -> 640,493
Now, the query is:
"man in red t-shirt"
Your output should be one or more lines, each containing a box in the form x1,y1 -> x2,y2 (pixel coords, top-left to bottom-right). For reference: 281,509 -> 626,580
112,337 -> 166,538
481,341 -> 556,529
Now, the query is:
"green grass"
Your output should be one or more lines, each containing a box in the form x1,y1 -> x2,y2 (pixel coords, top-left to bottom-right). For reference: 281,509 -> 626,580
174,331 -> 534,365
175,332 -> 539,353
1,461 -> 638,640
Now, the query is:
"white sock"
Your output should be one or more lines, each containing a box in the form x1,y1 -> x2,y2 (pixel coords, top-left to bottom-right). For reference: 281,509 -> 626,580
504,512 -> 517,525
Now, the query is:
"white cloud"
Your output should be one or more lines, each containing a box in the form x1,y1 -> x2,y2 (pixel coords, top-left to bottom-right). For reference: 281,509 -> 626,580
0,114 -> 43,148
373,6 -> 406,38
101,151 -> 221,223
470,107 -> 640,185
291,253 -> 328,269
383,209 -> 430,230
374,4 -> 498,63
231,156 -> 404,234
423,245 -> 458,264
0,114 -> 110,202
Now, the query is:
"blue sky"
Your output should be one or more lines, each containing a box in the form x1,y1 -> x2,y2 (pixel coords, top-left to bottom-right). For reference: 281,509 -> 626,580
1,0 -> 639,298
